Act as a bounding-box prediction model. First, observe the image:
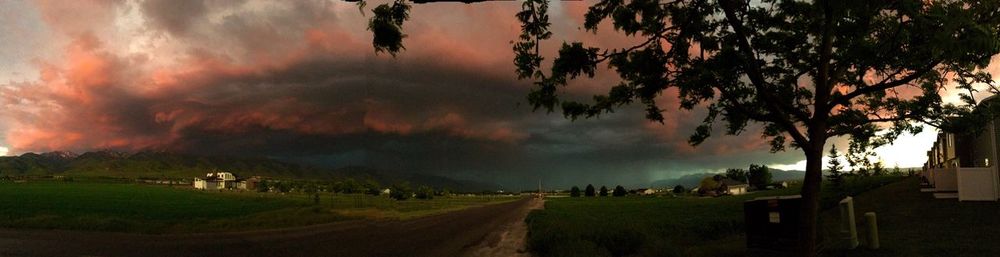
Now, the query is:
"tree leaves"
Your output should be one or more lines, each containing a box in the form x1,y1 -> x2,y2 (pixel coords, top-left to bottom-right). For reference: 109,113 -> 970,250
364,0 -> 1000,156
367,0 -> 410,56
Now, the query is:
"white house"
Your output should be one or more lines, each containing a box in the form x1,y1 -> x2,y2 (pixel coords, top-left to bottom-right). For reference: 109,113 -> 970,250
719,178 -> 749,195
193,172 -> 237,190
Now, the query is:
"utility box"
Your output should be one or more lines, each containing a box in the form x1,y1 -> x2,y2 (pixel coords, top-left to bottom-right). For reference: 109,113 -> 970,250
745,195 -> 803,257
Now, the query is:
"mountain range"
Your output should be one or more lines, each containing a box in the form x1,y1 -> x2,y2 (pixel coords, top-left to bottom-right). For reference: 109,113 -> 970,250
0,150 -> 499,192
649,169 -> 812,189
649,167 -> 920,189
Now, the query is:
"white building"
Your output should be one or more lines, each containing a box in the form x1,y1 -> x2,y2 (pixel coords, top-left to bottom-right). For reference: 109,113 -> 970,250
924,95 -> 1000,201
720,178 -> 749,195
193,172 -> 238,190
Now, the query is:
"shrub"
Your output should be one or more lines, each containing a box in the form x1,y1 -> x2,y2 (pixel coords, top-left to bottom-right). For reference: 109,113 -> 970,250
257,180 -> 270,193
698,177 -> 719,195
585,184 -> 596,197
570,186 -> 581,197
389,183 -> 412,200
672,185 -> 685,194
599,186 -> 609,196
415,186 -> 434,200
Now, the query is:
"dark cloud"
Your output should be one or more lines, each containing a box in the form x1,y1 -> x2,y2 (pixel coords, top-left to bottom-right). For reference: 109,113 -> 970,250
140,0 -> 207,35
1,1 -> 809,190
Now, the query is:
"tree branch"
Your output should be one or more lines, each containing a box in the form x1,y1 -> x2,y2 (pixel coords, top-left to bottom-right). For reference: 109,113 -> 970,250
594,31 -> 668,63
346,0 -> 493,3
719,0 -> 810,147
812,0 -> 835,124
830,61 -> 939,108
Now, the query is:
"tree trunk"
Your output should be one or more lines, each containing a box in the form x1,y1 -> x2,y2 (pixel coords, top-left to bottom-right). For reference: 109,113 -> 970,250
798,143 -> 826,257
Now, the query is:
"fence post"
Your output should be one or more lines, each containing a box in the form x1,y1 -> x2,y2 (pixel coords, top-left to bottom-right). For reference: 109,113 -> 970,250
865,212 -> 879,249
839,197 -> 859,249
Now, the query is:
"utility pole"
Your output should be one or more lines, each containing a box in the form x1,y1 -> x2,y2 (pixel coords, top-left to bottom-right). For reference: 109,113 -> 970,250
537,179 -> 543,198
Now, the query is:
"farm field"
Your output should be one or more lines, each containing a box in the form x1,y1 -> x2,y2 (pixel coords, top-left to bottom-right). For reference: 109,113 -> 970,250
525,176 -> 905,257
0,181 -> 518,234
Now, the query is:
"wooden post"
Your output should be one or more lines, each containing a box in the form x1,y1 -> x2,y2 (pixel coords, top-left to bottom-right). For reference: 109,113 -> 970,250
865,212 -> 879,249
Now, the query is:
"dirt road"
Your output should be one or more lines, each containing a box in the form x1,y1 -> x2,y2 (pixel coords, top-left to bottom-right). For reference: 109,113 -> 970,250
0,198 -> 543,257
464,197 -> 544,257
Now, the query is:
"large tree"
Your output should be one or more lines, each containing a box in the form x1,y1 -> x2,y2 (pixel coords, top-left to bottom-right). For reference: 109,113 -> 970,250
748,164 -> 772,190
357,0 -> 1000,255
725,168 -> 748,182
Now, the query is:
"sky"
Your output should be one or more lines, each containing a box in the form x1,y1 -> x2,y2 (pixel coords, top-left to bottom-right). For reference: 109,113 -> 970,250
0,0 -> 981,189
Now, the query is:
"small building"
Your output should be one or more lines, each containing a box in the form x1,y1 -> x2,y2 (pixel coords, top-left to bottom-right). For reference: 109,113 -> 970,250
193,172 -> 237,190
634,188 -> 658,195
719,178 -> 750,195
236,176 -> 264,191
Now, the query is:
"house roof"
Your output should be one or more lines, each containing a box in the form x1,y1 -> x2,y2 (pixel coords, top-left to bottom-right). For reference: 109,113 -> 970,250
719,178 -> 748,186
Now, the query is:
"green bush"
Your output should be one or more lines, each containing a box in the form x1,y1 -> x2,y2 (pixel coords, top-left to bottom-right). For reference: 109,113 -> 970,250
389,183 -> 412,200
415,186 -> 434,200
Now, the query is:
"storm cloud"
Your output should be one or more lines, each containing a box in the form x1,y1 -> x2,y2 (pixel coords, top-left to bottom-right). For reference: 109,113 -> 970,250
0,0 -> 810,189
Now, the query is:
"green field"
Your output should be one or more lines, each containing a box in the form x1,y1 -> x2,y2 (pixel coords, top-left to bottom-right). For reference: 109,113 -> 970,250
525,176 -> 905,257
0,181 -> 517,233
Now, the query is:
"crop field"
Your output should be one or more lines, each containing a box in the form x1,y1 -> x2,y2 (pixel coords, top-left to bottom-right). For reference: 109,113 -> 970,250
525,176 -> 904,257
0,181 -> 518,234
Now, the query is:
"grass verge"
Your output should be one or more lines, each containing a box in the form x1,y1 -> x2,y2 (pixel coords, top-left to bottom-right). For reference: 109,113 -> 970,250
526,176 -> 905,257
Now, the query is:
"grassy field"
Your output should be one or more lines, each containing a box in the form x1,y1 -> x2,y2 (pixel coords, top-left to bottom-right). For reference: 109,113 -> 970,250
525,176 -> 905,257
0,181 -> 518,234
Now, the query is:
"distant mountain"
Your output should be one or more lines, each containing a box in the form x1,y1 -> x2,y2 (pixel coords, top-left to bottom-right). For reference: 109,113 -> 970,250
650,168 -> 808,188
650,173 -> 718,189
0,151 -> 497,191
0,150 -> 327,179
648,166 -> 924,189
330,166 -> 499,192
